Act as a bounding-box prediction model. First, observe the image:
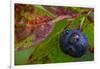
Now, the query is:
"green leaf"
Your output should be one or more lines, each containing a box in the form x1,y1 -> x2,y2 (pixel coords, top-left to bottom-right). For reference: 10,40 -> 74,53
27,19 -> 68,64
83,17 -> 94,48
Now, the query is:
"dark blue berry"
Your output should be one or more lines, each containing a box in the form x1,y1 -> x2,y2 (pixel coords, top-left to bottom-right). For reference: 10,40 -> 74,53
60,29 -> 89,57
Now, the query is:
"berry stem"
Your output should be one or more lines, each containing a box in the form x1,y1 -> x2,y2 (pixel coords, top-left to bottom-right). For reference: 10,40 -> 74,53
79,17 -> 86,31
79,9 -> 92,31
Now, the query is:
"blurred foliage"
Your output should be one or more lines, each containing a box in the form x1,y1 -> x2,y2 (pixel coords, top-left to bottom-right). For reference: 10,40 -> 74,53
15,4 -> 94,65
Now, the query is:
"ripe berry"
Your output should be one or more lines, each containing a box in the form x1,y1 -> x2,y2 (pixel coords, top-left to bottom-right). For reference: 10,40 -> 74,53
60,29 -> 89,57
